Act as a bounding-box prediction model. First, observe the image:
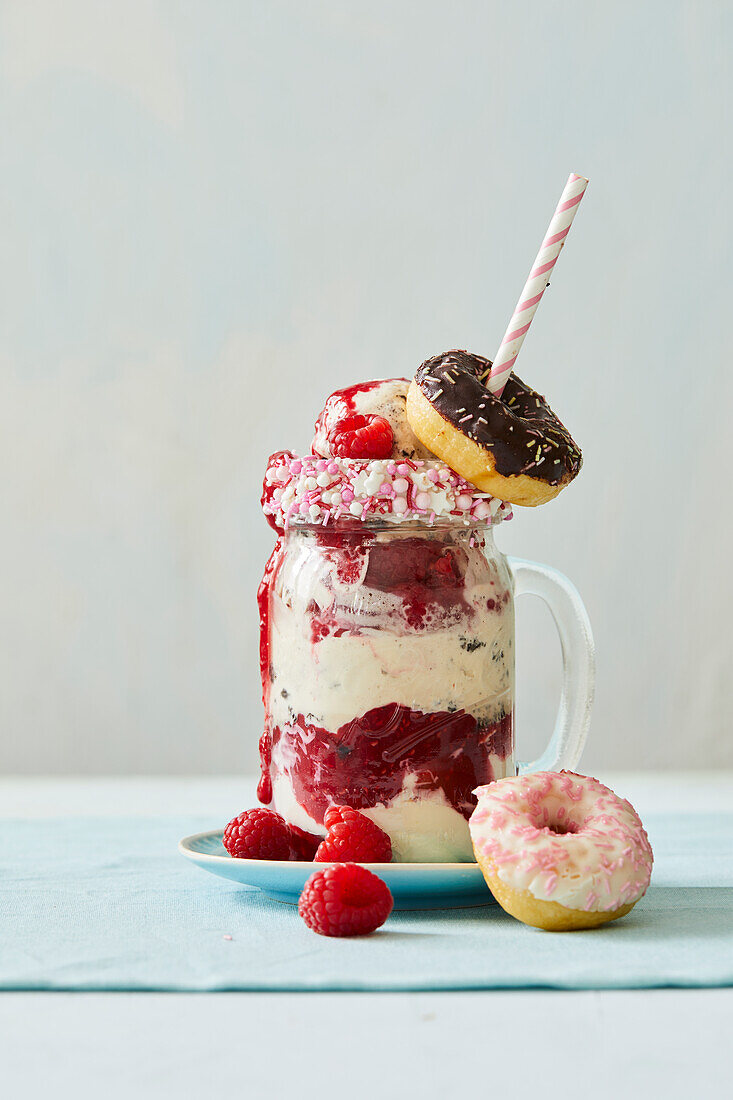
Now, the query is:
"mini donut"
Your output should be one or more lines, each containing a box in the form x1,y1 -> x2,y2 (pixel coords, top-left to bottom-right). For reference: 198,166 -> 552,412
469,771 -> 653,931
406,350 -> 582,506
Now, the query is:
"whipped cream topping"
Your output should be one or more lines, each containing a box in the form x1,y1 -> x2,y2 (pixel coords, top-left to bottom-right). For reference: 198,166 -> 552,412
263,453 -> 513,529
469,771 -> 653,913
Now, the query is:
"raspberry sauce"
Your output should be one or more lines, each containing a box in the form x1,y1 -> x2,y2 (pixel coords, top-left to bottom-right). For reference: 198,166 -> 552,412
257,538 -> 284,804
269,705 -> 512,825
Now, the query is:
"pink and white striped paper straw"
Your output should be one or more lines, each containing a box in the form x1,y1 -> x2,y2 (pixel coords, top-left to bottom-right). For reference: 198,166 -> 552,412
483,172 -> 589,396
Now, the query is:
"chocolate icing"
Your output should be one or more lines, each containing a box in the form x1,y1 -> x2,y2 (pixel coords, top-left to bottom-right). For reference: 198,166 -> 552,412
415,350 -> 582,485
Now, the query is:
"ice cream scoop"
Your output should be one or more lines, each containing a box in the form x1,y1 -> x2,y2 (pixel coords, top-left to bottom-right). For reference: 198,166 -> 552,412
312,378 -> 433,461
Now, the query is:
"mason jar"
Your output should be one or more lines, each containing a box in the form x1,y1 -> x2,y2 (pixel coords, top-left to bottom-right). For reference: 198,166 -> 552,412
257,498 -> 594,862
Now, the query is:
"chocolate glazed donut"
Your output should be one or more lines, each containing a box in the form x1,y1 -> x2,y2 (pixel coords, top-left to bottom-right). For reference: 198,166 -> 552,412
406,350 -> 582,506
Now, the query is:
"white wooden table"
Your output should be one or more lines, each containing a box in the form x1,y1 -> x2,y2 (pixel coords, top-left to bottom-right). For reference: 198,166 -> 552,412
2,774 -> 731,1100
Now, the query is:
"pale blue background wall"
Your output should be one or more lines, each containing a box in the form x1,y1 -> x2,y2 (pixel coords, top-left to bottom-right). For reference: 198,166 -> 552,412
2,0 -> 731,774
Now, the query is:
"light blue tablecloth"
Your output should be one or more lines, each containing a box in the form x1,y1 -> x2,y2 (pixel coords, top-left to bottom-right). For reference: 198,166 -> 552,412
1,813 -> 732,991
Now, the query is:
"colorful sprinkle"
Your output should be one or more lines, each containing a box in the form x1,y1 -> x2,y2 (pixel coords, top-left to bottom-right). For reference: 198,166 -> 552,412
262,455 -> 512,531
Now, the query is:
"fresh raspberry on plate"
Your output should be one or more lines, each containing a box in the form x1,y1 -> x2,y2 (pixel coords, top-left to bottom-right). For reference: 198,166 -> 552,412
223,808 -> 292,861
298,864 -> 394,937
289,824 -> 322,861
314,805 -> 392,863
327,414 -> 394,459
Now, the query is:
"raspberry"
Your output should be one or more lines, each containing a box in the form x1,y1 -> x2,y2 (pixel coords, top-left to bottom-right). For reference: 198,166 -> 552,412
327,414 -> 393,459
289,824 -> 322,861
298,864 -> 393,936
223,807 -> 323,861
314,805 -> 392,863
223,808 -> 292,861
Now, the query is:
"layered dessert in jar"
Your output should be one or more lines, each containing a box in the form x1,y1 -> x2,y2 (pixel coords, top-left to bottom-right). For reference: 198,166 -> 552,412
258,380 -> 515,862
221,176 -> 598,937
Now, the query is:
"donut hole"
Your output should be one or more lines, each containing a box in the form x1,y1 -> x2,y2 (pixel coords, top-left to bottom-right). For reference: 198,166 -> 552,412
529,804 -> 581,836
545,820 -> 579,836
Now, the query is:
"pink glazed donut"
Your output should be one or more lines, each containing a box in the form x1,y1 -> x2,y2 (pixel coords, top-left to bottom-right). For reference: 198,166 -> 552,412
469,771 -> 653,931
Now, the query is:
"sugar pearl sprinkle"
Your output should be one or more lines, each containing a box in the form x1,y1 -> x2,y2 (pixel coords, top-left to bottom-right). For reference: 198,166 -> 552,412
263,455 -> 513,529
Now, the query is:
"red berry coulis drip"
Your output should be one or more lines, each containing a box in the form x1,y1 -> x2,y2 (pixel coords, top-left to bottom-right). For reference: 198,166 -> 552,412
257,537 -> 284,805
260,450 -> 294,533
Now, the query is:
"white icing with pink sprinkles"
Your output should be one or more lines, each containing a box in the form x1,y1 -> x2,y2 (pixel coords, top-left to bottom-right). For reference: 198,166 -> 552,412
469,771 -> 653,913
263,454 -> 513,530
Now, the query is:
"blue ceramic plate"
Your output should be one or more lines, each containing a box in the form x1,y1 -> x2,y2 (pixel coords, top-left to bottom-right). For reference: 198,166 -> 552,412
179,829 -> 494,910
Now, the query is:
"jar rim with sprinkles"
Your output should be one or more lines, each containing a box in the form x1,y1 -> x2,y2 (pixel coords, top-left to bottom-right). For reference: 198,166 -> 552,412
262,453 -> 513,532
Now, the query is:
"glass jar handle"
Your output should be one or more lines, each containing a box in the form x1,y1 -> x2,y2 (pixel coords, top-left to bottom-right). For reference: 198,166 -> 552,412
508,556 -> 595,774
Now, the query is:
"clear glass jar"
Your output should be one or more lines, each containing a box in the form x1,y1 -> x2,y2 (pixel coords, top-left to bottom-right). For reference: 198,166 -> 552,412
257,517 -> 594,863
258,517 -> 514,862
